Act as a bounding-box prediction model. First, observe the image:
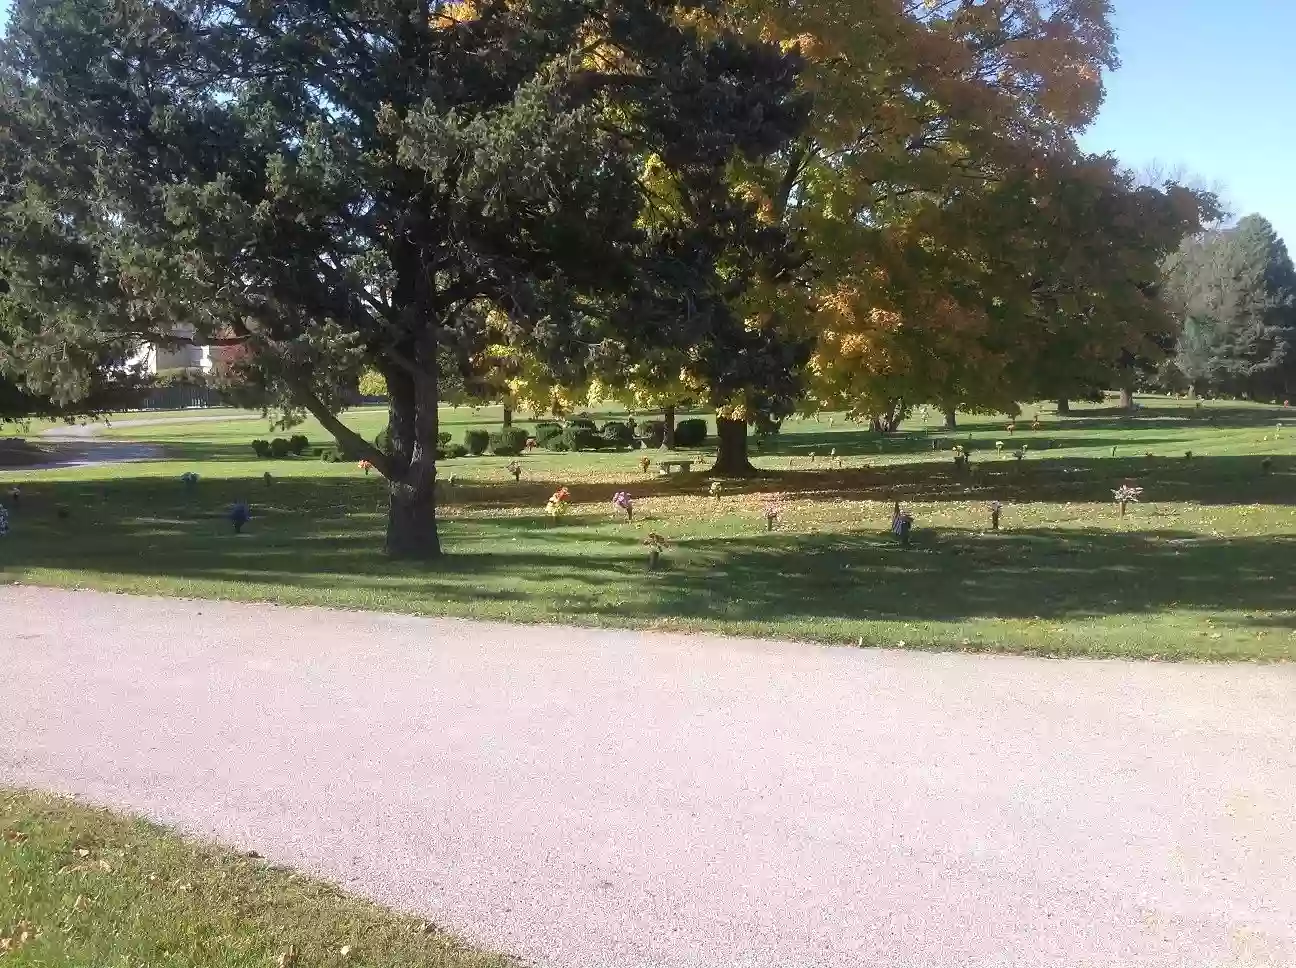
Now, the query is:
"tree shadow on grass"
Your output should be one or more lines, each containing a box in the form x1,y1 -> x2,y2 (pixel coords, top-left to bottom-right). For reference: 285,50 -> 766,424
452,454 -> 1296,508
1059,403 -> 1292,430
759,428 -> 1196,460
637,527 -> 1296,628
3,476 -> 1295,631
11,452 -> 1296,525
154,440 -> 327,464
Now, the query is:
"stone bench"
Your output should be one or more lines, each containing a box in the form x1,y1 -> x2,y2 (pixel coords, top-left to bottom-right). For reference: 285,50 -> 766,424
658,459 -> 695,476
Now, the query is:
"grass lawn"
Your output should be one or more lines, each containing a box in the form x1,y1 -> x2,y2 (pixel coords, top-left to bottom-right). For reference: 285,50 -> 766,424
0,790 -> 511,967
3,395 -> 1295,660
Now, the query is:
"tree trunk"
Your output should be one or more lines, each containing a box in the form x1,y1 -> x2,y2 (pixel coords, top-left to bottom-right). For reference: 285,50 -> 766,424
382,345 -> 441,560
943,407 -> 957,430
1119,388 -> 1134,409
870,400 -> 904,434
1056,397 -> 1070,415
502,405 -> 513,428
662,404 -> 677,450
387,465 -> 441,558
713,417 -> 754,475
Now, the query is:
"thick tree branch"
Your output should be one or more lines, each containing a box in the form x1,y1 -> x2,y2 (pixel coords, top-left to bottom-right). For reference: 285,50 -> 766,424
128,331 -> 251,348
283,374 -> 392,477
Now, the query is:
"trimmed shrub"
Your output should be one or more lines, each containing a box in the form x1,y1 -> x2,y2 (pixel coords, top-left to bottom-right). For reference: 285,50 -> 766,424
600,421 -> 635,450
567,415 -> 597,433
536,423 -> 564,447
640,419 -> 666,448
288,434 -> 310,456
675,418 -> 708,447
488,427 -> 529,456
377,429 -> 452,454
269,437 -> 292,459
546,438 -> 570,452
251,439 -> 271,459
464,429 -> 490,456
445,444 -> 469,459
562,425 -> 601,451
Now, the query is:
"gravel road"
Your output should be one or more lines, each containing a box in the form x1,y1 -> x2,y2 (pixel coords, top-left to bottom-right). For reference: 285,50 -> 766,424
3,585 -> 1294,967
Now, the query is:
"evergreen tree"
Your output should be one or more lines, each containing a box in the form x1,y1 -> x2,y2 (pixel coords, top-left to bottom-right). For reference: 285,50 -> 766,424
0,0 -> 804,556
1164,215 -> 1296,398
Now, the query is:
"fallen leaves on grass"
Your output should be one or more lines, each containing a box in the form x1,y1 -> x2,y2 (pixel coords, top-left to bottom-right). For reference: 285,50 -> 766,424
0,921 -> 40,955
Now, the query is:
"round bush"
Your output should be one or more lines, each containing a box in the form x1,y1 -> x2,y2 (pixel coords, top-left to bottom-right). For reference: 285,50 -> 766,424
489,427 -> 530,456
561,425 -> 601,451
445,444 -> 469,459
269,437 -> 292,459
675,418 -> 708,447
438,431 -> 453,447
374,429 -> 393,456
464,429 -> 490,456
535,422 -> 564,447
600,421 -> 635,450
640,420 -> 666,448
251,439 -> 271,459
288,434 -> 310,456
547,438 -> 570,452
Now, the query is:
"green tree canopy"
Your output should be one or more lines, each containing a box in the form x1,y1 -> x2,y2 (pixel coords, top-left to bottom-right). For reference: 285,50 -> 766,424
0,0 -> 806,555
1164,214 -> 1296,398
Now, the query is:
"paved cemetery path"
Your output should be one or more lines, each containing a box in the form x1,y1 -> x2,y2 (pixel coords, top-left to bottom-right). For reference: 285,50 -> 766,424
3,412 -> 264,469
38,411 -> 263,439
3,585 -> 1296,968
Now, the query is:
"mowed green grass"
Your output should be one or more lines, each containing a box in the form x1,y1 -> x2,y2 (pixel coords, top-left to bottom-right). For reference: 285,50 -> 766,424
0,790 -> 512,967
3,396 -> 1296,660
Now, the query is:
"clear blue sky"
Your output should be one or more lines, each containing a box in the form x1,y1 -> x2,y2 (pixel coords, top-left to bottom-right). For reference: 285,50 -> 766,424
0,0 -> 1289,245
1080,0 -> 1296,247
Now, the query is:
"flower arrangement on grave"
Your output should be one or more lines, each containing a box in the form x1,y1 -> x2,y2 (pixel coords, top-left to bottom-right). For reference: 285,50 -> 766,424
612,491 -> 633,522
229,502 -> 251,534
644,532 -> 669,569
763,497 -> 783,531
546,486 -> 571,519
1112,484 -> 1143,517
